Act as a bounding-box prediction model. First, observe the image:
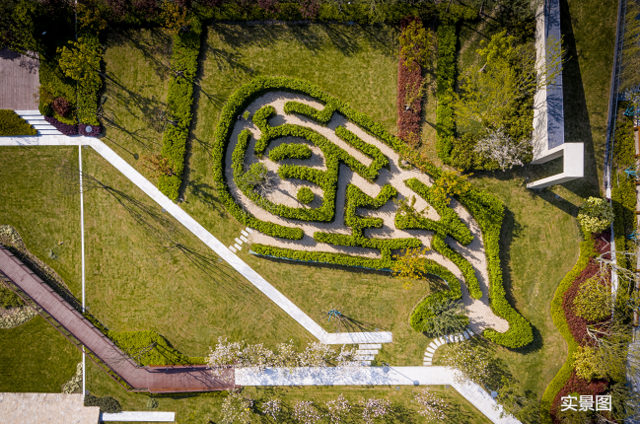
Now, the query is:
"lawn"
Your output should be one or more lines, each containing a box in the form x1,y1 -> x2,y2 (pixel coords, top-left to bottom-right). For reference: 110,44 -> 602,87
86,359 -> 492,424
0,147 -> 83,391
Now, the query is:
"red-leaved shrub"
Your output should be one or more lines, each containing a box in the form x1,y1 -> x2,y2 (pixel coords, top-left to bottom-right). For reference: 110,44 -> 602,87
52,97 -> 72,118
397,17 -> 424,142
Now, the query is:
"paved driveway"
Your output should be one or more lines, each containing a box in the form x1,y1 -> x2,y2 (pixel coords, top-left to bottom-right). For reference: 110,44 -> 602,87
0,48 -> 39,110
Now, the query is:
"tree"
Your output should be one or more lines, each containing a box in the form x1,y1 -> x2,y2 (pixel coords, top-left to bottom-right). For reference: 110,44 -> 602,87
261,399 -> 281,421
57,37 -> 102,89
236,162 -> 274,194
400,19 -> 436,72
257,0 -> 279,14
219,390 -> 253,424
159,1 -> 189,34
577,197 -> 614,234
455,30 -> 563,135
359,398 -> 391,424
78,0 -> 109,32
573,273 -> 612,322
474,127 -> 531,171
391,246 -> 431,289
440,340 -> 492,387
0,0 -> 45,59
325,394 -> 351,423
412,388 -> 447,422
495,376 -> 540,424
415,297 -> 469,337
292,401 -> 322,424
430,169 -> 472,205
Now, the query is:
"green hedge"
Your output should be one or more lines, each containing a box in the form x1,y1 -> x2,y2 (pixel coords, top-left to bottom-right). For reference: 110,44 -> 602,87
158,18 -> 202,200
76,34 -> 101,127
213,76 -> 531,348
269,143 -> 313,161
0,110 -> 37,136
284,100 -> 338,124
540,235 -> 595,423
435,22 -> 457,164
314,184 -> 420,258
84,394 -> 122,413
457,190 -> 533,348
39,58 -> 77,116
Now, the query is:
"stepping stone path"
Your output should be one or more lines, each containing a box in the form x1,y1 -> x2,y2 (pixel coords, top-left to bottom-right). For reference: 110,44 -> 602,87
229,227 -> 253,253
423,328 -> 474,366
356,343 -> 381,366
15,110 -> 62,135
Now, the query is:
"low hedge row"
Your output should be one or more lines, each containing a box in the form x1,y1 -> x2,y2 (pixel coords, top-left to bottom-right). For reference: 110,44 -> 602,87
538,229 -> 599,422
284,100 -> 337,124
334,126 -> 389,173
396,178 -> 474,245
0,110 -> 37,136
268,143 -> 313,161
76,34 -> 101,128
431,234 -> 482,300
314,184 -> 420,258
457,190 -> 533,348
158,17 -> 202,200
214,76 -> 531,348
435,21 -> 457,164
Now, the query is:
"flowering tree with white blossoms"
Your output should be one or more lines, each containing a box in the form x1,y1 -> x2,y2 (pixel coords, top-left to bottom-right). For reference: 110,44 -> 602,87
292,400 -> 323,424
359,398 -> 391,424
412,388 -> 447,422
440,340 -> 491,386
207,338 -> 362,379
219,390 -> 253,424
474,127 -> 531,171
261,398 -> 281,421
325,394 -> 351,423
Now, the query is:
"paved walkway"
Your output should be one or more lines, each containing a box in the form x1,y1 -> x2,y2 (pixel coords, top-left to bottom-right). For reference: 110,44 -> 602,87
0,135 -> 391,345
0,393 -> 99,424
0,49 -> 39,110
236,366 -> 521,424
0,247 -> 233,393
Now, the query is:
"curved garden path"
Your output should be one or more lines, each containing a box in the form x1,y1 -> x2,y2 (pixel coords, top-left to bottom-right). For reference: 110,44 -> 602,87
0,246 -> 233,393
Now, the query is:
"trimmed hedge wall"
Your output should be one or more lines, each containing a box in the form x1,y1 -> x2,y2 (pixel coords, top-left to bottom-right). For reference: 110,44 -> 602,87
0,110 -> 37,136
269,143 -> 313,161
435,21 -> 457,164
539,235 -> 595,423
457,189 -> 533,348
158,18 -> 202,200
213,76 -> 531,348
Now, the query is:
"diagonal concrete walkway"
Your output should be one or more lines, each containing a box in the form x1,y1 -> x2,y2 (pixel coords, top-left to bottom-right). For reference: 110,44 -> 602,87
0,135 -> 391,345
236,366 -> 521,424
0,247 -> 233,393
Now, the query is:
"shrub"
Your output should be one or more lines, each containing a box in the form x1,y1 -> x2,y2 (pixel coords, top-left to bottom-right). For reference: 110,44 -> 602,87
573,275 -> 612,322
44,115 -> 78,135
242,110 -> 250,120
397,17 -> 425,141
158,17 -> 202,200
52,97 -> 72,118
84,394 -> 122,413
297,187 -> 315,204
0,283 -> 24,308
39,102 -> 54,117
146,397 -> 159,409
0,110 -> 37,136
412,296 -> 469,336
577,197 -> 614,234
268,143 -> 312,161
435,22 -> 457,164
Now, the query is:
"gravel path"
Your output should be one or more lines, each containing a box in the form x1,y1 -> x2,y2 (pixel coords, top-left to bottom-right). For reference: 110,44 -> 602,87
226,92 -> 509,333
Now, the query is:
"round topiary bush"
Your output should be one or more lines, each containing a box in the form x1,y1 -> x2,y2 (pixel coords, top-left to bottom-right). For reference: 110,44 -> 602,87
146,397 -> 159,409
577,197 -> 614,234
297,187 -> 315,204
84,394 -> 122,413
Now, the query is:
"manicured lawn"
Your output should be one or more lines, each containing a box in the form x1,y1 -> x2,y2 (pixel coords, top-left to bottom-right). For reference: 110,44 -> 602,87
87,359 -> 492,424
0,316 -> 80,392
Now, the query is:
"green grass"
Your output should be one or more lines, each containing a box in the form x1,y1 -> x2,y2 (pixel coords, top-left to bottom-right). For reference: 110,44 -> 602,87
86,358 -> 492,424
0,316 -> 80,392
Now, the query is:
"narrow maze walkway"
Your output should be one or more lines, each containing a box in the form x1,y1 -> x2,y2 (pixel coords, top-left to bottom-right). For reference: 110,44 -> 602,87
0,247 -> 233,393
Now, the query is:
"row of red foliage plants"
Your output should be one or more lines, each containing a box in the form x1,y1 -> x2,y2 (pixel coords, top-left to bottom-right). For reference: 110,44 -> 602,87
397,17 -> 424,146
551,231 -> 612,423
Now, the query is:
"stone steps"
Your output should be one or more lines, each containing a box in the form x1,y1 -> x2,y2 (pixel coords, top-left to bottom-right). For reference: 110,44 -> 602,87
14,110 -> 61,135
423,328 -> 475,366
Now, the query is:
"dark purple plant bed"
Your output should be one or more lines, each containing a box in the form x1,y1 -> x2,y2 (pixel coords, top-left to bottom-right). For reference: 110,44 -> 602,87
79,123 -> 101,137
44,116 -> 78,135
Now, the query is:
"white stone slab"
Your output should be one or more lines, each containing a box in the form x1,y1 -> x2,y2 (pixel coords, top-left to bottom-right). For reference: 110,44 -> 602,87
356,349 -> 378,355
426,347 -> 436,353
234,237 -> 243,245
355,355 -> 375,361
241,229 -> 249,237
240,235 -> 249,243
245,227 -> 254,233
233,243 -> 242,251
101,411 -> 175,422
359,344 -> 382,349
229,246 -> 237,253
360,361 -> 371,366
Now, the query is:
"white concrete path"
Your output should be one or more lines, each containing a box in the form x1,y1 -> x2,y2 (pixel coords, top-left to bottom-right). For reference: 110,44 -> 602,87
236,366 -> 521,424
0,135 -> 391,345
101,411 -> 175,422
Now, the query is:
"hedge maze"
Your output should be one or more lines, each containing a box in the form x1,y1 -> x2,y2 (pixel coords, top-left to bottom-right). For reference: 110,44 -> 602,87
213,77 -> 533,348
